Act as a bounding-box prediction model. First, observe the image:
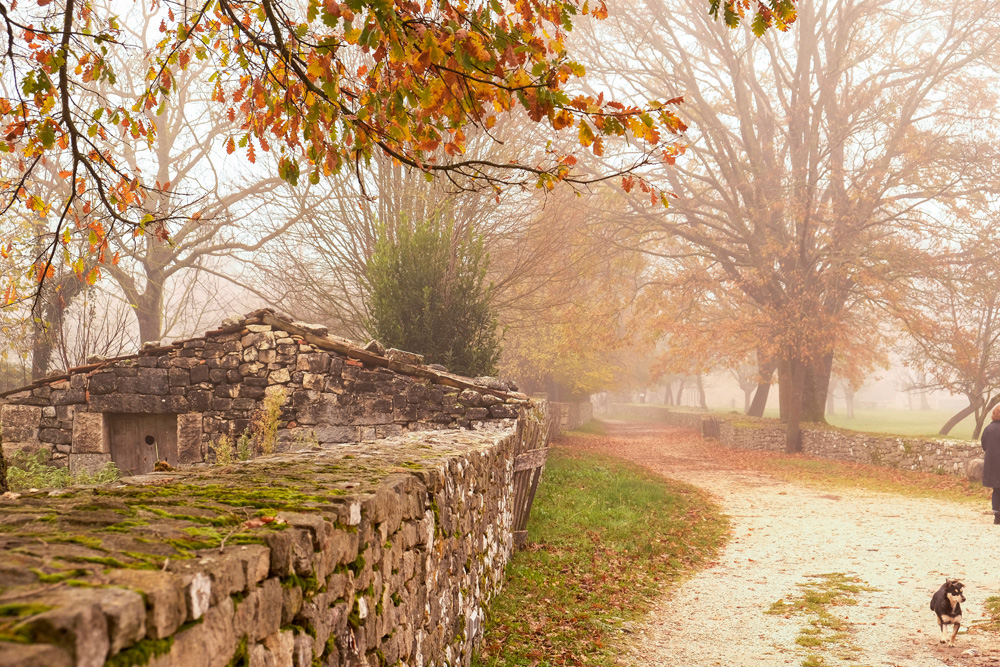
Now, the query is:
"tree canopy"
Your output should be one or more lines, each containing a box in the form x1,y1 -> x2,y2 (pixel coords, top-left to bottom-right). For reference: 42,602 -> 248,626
0,0 -> 755,303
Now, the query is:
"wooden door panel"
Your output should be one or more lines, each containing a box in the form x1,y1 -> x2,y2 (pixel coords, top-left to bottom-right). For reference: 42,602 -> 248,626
107,414 -> 178,476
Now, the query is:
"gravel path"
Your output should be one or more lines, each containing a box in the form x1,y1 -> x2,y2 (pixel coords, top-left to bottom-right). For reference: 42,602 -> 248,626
572,420 -> 1000,667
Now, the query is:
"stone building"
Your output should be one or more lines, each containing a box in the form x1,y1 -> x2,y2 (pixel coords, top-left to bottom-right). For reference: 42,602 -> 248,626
0,309 -> 529,476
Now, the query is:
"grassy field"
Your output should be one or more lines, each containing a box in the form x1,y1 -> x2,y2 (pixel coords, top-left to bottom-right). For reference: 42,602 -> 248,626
617,402 -> 980,440
752,407 -> 977,440
824,408 -> 977,440
473,437 -> 728,667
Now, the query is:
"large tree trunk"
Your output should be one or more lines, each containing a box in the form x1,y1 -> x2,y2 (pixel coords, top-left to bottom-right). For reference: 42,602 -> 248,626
31,319 -> 56,380
785,358 -> 806,453
663,384 -> 673,406
801,352 -> 832,423
135,285 -> 165,345
743,387 -> 753,413
940,403 -> 977,436
777,360 -> 791,421
972,395 -> 1000,440
696,374 -> 708,409
747,358 -> 775,417
31,276 -> 81,379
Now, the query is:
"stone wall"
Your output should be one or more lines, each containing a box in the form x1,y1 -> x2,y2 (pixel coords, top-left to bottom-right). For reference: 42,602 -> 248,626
607,404 -> 983,479
547,401 -> 594,433
0,427 -> 520,667
1,310 -> 528,476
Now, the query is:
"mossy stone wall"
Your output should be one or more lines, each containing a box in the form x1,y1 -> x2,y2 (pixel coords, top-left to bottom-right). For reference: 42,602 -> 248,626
0,427 -> 519,667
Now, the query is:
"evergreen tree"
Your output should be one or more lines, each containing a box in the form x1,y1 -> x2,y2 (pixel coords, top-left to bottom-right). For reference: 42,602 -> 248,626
364,218 -> 502,377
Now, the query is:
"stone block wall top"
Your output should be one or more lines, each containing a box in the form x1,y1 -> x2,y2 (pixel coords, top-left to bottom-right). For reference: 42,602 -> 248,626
0,309 -> 533,466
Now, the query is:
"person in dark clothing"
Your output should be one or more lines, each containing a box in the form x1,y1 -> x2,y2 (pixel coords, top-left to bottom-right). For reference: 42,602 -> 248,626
981,405 -> 1000,524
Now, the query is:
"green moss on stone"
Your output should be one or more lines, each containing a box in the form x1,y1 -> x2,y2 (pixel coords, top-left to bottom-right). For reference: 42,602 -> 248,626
0,603 -> 51,618
30,568 -> 88,584
227,635 -> 249,667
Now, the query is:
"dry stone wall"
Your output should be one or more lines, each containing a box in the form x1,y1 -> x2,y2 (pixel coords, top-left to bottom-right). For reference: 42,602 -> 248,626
608,404 -> 984,479
0,310 -> 528,476
547,401 -> 594,433
0,427 -> 519,667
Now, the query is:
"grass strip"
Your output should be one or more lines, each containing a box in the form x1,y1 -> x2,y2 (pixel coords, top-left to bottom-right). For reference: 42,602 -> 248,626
473,443 -> 728,667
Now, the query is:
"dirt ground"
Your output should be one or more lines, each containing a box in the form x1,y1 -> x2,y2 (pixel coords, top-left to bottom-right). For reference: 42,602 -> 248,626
569,420 -> 1000,667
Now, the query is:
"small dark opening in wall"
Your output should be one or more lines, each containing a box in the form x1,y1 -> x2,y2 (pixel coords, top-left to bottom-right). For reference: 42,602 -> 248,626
144,435 -> 155,445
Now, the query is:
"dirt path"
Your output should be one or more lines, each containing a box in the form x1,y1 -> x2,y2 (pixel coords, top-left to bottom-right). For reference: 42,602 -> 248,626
572,420 -> 1000,667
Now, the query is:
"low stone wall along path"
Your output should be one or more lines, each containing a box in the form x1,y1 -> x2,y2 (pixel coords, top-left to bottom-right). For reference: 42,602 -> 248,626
577,421 -> 1000,667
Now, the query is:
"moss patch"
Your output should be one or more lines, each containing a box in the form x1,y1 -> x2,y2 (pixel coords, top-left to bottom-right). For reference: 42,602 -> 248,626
766,573 -> 876,666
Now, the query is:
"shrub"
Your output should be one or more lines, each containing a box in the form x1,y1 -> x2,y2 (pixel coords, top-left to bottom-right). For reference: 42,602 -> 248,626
364,216 -> 502,377
6,449 -> 120,492
214,434 -> 235,465
252,389 -> 286,456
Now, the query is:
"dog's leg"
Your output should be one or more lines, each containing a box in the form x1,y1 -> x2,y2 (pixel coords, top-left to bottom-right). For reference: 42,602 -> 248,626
939,620 -> 947,644
950,622 -> 960,646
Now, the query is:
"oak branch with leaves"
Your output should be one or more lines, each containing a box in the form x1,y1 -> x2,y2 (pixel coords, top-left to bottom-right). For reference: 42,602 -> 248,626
0,0 -> 794,302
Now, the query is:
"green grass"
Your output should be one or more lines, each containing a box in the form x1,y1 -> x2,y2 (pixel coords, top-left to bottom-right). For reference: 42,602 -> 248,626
473,444 -> 728,667
757,408 -> 978,441
566,419 -> 607,436
620,403 -> 980,440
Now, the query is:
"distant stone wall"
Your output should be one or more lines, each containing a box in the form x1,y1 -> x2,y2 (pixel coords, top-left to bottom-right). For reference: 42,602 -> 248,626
0,428 -> 518,667
1,310 -> 528,476
607,404 -> 983,479
548,401 -> 594,433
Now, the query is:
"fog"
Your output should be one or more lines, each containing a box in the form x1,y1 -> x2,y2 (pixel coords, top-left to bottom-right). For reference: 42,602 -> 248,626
3,0 -> 1000,444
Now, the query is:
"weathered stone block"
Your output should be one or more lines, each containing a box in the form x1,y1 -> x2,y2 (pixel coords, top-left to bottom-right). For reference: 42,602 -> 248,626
71,412 -> 107,454
178,413 -> 204,463
69,453 -> 111,476
1,405 -> 41,443
0,641 -> 73,667
104,570 -> 187,640
130,368 -> 168,395
185,391 -> 211,412
264,530 -> 294,578
20,601 -> 109,667
168,368 -> 190,386
38,427 -> 72,445
148,599 -> 236,667
968,458 -> 984,483
88,372 -> 117,394
314,425 -> 357,443
191,364 -> 211,383
268,368 -> 291,384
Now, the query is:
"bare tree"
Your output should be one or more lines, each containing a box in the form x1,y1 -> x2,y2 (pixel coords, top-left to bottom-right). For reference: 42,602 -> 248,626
578,0 -> 1000,450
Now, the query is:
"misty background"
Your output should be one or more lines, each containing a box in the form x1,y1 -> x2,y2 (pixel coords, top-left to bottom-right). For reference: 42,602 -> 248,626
4,0 -> 1000,443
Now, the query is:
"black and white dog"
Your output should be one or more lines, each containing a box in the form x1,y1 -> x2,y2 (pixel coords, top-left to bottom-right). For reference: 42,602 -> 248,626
930,579 -> 966,646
